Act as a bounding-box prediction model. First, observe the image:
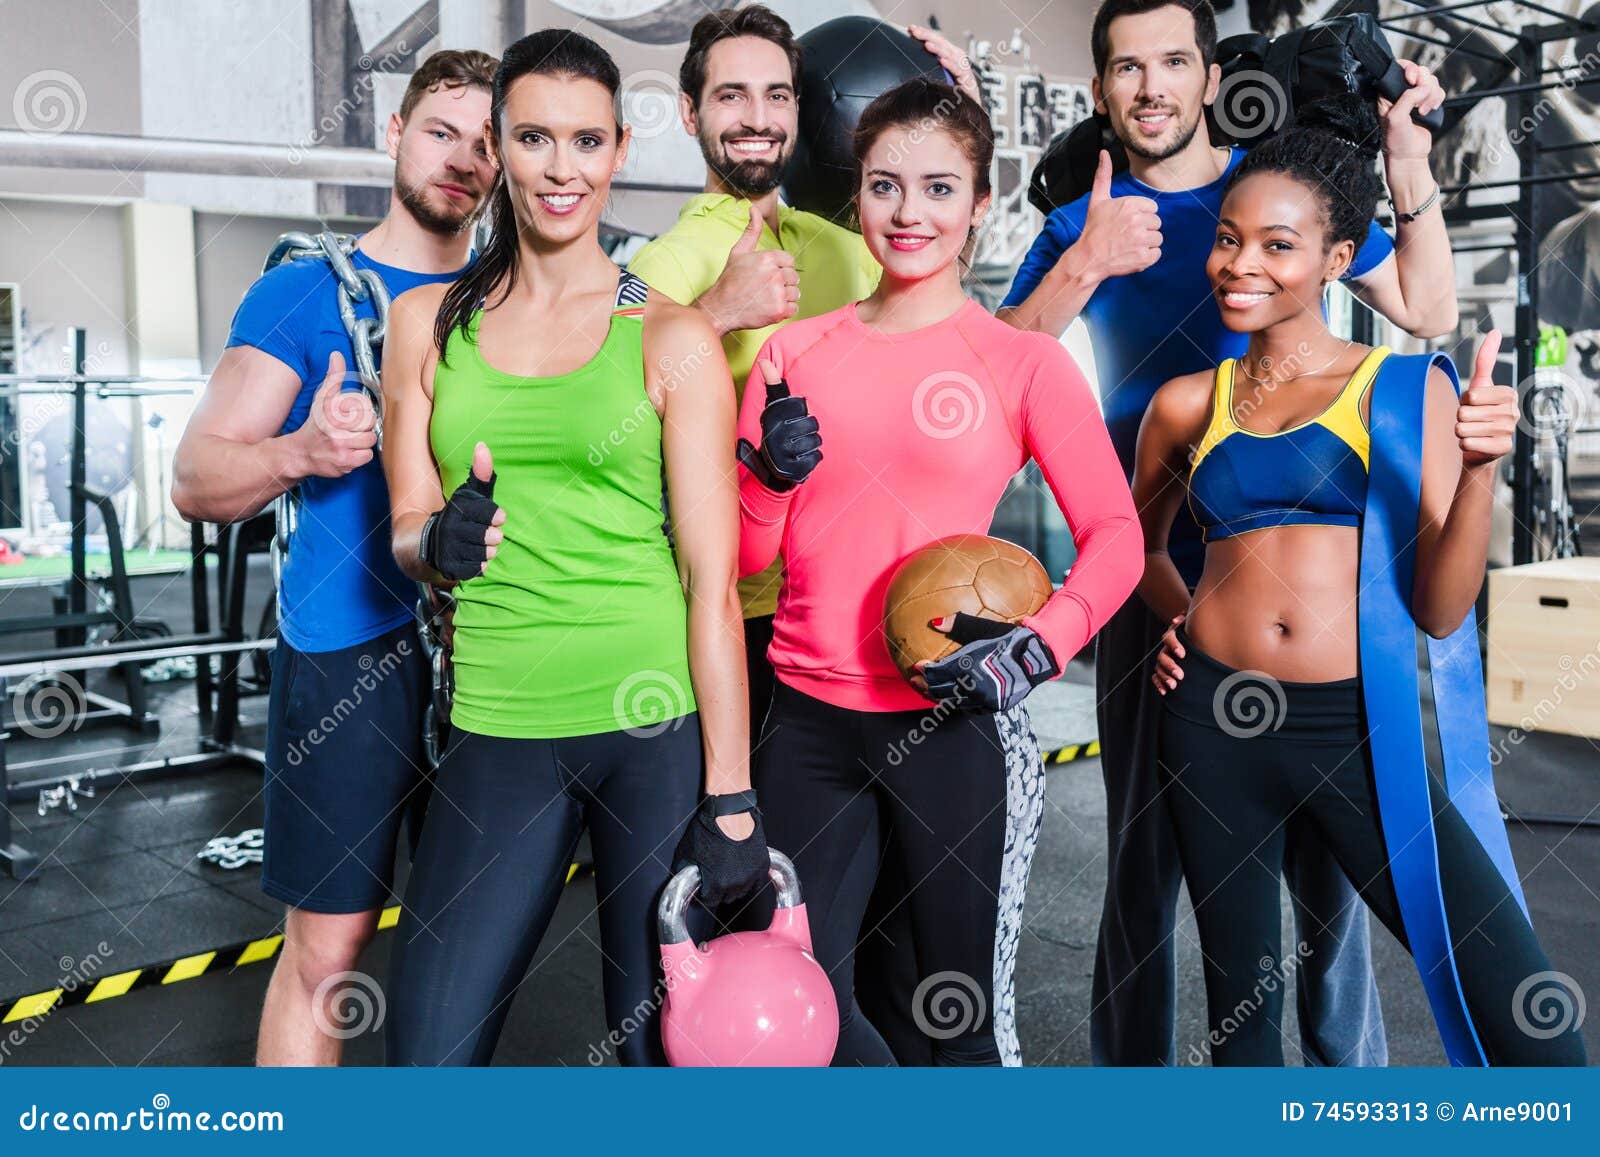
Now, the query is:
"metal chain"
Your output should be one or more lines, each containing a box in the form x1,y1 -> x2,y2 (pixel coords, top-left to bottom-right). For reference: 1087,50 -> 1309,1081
196,828 -> 265,870
416,586 -> 455,769
258,231 -> 450,770
260,231 -> 390,583
37,775 -> 94,817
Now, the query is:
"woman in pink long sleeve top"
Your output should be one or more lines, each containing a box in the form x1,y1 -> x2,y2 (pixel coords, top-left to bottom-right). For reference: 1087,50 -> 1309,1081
734,79 -> 1142,1066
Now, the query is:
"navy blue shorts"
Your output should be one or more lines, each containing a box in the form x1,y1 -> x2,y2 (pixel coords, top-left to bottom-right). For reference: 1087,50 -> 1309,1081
262,617 -> 432,914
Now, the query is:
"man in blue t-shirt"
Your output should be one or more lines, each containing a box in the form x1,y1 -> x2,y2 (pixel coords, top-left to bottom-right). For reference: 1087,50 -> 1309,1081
172,50 -> 496,1066
1000,0 -> 1456,1067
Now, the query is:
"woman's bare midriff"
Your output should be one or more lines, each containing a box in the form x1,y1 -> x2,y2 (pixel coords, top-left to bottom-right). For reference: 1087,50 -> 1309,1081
1183,523 -> 1361,682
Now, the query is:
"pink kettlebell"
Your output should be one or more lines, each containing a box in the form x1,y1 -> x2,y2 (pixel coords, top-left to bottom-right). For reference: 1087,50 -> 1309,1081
658,849 -> 839,1066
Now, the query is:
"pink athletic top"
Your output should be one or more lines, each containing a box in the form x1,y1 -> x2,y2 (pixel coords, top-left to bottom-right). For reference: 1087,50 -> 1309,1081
738,297 -> 1142,713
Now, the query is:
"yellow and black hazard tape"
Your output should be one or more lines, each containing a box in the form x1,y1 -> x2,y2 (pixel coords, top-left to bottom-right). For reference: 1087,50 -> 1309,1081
1041,739 -> 1099,765
1,862 -> 594,1024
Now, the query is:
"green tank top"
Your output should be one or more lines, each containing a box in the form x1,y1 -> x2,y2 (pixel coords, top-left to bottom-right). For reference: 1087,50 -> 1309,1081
430,269 -> 696,738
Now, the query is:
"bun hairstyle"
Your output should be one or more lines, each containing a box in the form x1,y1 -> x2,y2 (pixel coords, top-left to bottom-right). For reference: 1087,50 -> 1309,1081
1223,93 -> 1385,253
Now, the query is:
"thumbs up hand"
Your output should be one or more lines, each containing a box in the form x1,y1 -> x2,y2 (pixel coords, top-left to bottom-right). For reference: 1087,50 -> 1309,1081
297,352 -> 377,478
420,441 -> 506,581
737,352 -> 822,492
1074,150 -> 1162,282
1456,329 -> 1517,468
695,202 -> 800,336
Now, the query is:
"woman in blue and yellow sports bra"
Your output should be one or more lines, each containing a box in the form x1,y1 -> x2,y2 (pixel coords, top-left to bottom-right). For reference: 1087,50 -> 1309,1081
1131,97 -> 1585,1066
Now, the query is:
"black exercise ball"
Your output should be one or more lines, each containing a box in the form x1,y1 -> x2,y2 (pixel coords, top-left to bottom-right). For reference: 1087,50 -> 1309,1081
781,16 -> 952,229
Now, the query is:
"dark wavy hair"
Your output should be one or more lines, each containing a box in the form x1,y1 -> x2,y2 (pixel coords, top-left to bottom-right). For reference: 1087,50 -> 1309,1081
679,5 -> 802,107
433,29 -> 621,357
1091,0 -> 1218,78
1223,94 -> 1384,254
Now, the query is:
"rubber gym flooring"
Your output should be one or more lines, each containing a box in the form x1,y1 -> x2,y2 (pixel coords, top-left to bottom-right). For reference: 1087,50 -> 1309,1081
1,554 -> 1596,1066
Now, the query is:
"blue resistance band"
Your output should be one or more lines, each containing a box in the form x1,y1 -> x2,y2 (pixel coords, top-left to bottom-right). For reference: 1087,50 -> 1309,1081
1359,350 -> 1528,1067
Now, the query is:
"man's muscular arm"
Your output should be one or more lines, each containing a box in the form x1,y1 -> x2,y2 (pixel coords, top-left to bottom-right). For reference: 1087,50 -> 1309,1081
172,348 -> 373,524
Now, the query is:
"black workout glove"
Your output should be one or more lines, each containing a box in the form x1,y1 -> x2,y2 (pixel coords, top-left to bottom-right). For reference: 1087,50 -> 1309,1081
672,790 -> 770,909
736,375 -> 821,492
420,470 -> 500,582
919,613 -> 1060,714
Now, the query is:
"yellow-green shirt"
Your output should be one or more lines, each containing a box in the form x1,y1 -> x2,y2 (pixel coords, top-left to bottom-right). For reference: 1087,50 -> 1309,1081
629,194 -> 881,618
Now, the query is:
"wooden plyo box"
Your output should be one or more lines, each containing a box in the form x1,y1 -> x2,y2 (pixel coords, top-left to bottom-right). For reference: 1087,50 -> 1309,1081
1485,557 -> 1600,738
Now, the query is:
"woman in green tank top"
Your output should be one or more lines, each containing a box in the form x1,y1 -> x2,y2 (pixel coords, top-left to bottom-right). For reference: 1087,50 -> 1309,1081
376,30 -> 768,1066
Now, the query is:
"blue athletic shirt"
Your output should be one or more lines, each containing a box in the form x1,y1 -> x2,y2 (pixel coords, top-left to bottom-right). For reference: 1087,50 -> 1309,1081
1001,146 -> 1394,585
225,245 -> 469,653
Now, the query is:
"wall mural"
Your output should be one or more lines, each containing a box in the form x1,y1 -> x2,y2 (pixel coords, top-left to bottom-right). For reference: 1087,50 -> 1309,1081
1234,1 -> 1600,446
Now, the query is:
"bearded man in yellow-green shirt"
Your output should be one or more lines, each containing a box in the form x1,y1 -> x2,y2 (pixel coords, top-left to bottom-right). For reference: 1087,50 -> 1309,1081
629,5 -> 977,731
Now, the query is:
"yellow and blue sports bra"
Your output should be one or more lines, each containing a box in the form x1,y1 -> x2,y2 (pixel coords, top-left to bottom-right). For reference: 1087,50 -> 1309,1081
1187,346 -> 1390,542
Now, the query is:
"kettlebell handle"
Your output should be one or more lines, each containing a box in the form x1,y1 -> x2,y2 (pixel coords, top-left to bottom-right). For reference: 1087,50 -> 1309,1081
658,849 -> 801,947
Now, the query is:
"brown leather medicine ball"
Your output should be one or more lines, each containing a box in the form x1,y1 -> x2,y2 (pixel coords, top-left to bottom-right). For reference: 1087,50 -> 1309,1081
882,534 -> 1052,683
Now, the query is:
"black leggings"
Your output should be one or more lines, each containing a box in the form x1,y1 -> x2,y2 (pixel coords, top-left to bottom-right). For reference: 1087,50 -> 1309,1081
1157,626 -> 1586,1066
755,680 -> 1013,1067
386,718 -> 701,1066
